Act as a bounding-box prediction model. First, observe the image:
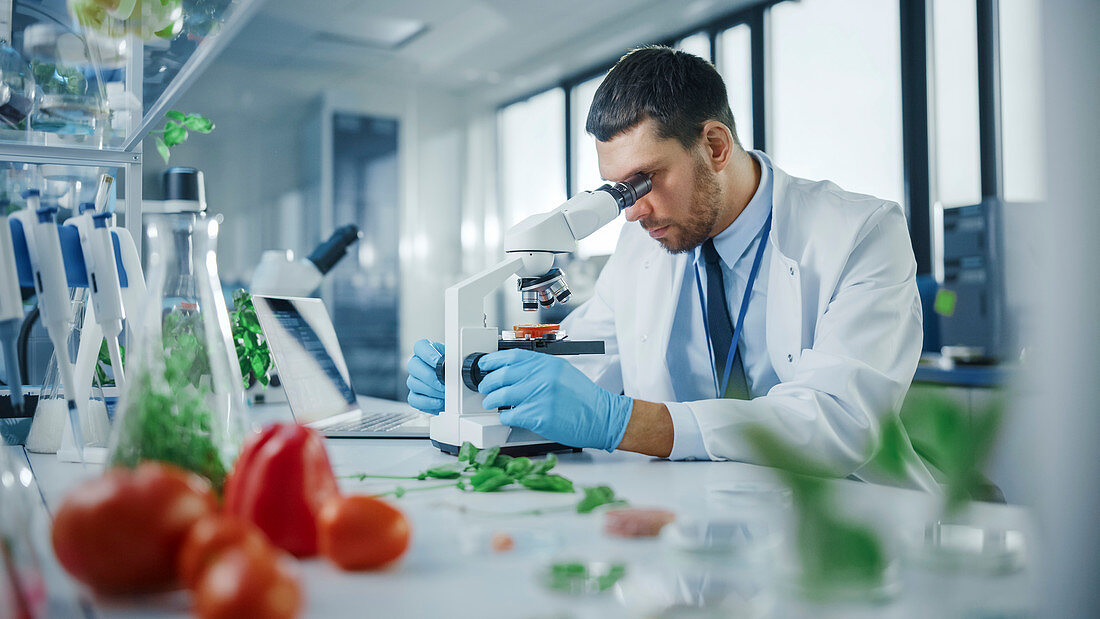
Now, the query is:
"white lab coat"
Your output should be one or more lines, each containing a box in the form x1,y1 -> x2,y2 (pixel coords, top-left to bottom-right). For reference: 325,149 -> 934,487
564,155 -> 939,492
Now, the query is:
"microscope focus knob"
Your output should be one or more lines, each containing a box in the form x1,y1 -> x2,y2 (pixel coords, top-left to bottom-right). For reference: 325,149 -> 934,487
434,355 -> 446,384
462,353 -> 488,391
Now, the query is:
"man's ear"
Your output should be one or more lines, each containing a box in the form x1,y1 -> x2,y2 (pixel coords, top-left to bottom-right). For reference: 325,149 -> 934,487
701,121 -> 734,172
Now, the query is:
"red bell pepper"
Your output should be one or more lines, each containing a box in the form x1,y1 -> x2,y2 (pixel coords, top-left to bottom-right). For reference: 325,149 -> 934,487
224,423 -> 340,557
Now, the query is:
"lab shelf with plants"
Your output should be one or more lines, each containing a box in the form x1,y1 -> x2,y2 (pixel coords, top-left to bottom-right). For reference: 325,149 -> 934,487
0,0 -> 263,239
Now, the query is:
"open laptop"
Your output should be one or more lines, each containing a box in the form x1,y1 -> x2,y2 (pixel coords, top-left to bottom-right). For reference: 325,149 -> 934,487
251,295 -> 430,438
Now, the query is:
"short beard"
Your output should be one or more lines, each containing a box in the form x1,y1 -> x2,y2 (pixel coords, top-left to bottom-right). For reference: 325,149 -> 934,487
653,155 -> 722,254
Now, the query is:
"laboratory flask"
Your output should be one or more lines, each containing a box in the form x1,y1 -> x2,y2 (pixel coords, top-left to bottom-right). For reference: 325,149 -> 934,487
107,211 -> 246,491
25,289 -> 111,454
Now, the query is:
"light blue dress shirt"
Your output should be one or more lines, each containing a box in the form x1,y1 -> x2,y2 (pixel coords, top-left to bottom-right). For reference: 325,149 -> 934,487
665,152 -> 780,460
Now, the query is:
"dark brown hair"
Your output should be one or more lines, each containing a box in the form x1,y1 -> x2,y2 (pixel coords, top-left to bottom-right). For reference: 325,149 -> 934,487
586,45 -> 739,149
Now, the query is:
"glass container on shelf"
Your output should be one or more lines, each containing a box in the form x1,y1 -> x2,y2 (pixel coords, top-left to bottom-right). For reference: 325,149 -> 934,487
23,23 -> 109,137
107,206 -> 246,491
0,38 -> 34,130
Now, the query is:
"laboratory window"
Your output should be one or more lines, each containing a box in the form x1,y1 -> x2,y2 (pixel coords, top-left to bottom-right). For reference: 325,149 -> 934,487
998,0 -> 1045,203
931,0 -> 983,207
571,75 -> 623,257
675,32 -> 711,62
498,88 -> 567,227
770,0 -> 906,210
716,23 -> 753,151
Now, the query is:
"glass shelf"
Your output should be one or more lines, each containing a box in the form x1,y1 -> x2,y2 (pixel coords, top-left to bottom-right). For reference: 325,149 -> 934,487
0,0 -> 263,155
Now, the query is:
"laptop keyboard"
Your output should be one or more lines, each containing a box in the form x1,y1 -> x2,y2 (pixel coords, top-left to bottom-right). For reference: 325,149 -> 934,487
323,411 -> 420,433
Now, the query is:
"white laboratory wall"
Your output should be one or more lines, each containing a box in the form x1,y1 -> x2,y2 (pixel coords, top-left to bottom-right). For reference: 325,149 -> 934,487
143,59 -> 469,388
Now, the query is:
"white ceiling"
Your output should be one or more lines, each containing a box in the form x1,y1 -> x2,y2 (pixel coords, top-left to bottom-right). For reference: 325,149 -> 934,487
223,0 -> 758,105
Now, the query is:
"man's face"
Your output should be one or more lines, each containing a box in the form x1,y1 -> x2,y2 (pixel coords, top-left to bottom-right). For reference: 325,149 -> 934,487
595,118 -> 722,254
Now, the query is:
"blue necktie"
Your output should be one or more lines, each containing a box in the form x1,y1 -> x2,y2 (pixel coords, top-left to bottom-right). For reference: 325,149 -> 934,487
701,239 -> 750,400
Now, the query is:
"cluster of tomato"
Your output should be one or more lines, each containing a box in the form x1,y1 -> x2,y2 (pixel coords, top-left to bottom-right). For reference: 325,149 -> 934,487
50,423 -> 410,618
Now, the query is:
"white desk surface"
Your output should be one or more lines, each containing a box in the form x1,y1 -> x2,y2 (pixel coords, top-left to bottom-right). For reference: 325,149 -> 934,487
8,397 -> 1038,618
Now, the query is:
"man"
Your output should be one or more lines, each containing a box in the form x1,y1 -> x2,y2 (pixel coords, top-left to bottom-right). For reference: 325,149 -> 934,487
407,46 -> 936,491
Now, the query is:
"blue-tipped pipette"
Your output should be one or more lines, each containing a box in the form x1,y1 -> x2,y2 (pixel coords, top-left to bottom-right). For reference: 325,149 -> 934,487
22,190 -> 85,463
0,200 -> 25,415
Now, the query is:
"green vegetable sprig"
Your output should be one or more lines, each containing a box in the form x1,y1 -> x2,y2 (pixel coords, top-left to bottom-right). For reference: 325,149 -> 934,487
152,111 -> 214,164
112,371 -> 227,491
111,306 -> 226,490
230,290 -> 272,389
95,340 -> 125,387
345,442 -> 626,514
744,426 -> 888,599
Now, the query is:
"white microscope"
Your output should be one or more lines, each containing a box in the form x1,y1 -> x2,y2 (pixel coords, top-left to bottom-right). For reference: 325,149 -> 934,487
430,173 -> 651,455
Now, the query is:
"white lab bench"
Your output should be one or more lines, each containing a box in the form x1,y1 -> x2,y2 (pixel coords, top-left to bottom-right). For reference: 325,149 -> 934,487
7,398 -> 1038,618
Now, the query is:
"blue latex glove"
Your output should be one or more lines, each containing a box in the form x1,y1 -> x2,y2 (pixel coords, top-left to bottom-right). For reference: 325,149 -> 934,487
406,339 -> 445,414
477,349 -> 634,452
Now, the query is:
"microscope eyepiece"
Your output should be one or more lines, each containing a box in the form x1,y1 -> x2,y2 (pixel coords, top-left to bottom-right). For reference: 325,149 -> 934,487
597,172 -> 652,211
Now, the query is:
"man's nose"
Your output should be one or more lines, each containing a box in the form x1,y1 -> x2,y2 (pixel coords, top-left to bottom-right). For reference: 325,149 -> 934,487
623,197 -> 651,223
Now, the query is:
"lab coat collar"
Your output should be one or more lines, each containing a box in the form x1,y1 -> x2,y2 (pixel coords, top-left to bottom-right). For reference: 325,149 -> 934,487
693,151 -> 774,271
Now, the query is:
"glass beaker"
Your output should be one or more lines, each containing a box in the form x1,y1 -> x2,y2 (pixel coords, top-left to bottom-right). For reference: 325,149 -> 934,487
23,23 -> 108,136
25,290 -> 111,454
107,212 -> 246,491
0,39 -> 34,130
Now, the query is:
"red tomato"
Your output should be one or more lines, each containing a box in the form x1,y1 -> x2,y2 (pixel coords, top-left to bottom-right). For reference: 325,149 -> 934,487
317,495 -> 410,570
194,548 -> 302,619
51,462 -> 216,594
177,514 -> 274,589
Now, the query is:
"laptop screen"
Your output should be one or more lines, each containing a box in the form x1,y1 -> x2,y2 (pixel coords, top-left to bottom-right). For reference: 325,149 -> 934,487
252,296 -> 357,424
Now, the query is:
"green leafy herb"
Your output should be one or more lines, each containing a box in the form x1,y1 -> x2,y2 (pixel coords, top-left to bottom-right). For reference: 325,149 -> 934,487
150,110 -> 215,163
473,446 -> 501,468
471,470 -> 513,493
458,442 -> 479,463
518,474 -> 574,493
111,371 -> 227,491
505,457 -> 534,478
744,425 -> 887,597
417,463 -> 465,480
111,306 -> 227,490
530,453 -> 557,475
346,442 -> 627,514
545,562 -> 627,594
229,290 -> 272,389
886,392 -> 1005,516
94,340 -> 125,387
576,485 -> 627,513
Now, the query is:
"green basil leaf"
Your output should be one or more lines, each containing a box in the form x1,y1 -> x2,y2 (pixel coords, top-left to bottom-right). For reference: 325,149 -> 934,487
458,442 -> 479,463
163,122 -> 187,147
422,463 -> 464,479
474,446 -> 501,468
519,474 -> 574,493
165,110 -> 185,122
505,457 -> 533,478
531,453 -> 557,475
183,114 -> 214,133
576,485 -> 624,513
154,135 -> 170,163
471,468 -> 512,492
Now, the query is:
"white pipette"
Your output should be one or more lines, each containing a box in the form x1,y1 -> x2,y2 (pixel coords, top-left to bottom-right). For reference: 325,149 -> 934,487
69,190 -> 126,390
0,203 -> 25,415
22,190 -> 85,463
